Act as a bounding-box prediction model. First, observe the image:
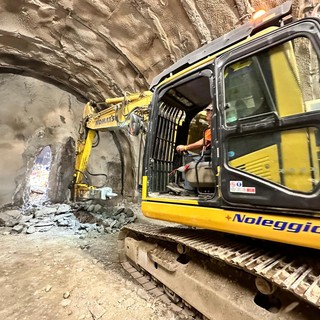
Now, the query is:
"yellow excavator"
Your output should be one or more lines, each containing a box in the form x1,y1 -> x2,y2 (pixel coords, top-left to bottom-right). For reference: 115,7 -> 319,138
71,1 -> 320,318
117,2 -> 320,319
70,91 -> 152,201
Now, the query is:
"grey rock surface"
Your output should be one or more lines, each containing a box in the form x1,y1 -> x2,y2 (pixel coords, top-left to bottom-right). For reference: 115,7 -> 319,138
0,210 -> 21,227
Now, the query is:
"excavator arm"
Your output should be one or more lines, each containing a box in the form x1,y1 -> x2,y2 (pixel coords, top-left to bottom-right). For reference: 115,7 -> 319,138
70,91 -> 153,201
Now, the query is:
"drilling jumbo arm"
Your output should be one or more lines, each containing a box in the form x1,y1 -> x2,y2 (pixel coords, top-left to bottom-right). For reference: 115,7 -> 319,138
70,91 -> 152,201
119,2 -> 320,319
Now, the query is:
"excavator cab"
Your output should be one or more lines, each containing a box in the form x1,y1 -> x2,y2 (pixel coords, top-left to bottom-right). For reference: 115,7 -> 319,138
143,17 -> 320,249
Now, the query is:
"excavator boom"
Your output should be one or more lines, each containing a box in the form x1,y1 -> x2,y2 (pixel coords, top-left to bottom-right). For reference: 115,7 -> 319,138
70,91 -> 152,201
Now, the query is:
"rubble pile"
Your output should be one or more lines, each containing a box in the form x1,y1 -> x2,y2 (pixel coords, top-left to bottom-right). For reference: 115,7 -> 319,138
0,202 -> 137,235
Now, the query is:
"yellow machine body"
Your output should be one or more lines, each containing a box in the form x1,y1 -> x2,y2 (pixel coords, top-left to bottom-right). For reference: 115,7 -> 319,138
141,13 -> 320,250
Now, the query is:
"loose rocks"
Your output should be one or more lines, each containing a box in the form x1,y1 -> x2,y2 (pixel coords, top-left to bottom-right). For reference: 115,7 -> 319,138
0,202 -> 137,236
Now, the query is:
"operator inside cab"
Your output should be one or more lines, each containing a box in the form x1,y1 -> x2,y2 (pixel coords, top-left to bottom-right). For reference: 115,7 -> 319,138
176,103 -> 213,154
167,103 -> 215,196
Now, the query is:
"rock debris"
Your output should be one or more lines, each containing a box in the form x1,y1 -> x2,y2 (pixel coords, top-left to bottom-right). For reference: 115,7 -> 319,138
0,201 -> 137,236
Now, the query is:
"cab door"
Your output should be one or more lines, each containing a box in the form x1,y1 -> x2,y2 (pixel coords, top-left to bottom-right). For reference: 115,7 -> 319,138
215,18 -> 320,212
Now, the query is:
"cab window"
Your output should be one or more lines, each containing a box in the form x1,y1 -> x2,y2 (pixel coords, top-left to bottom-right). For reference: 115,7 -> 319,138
224,36 -> 320,193
224,37 -> 320,125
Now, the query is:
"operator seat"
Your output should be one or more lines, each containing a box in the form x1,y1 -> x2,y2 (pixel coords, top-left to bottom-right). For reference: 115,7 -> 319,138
184,151 -> 215,188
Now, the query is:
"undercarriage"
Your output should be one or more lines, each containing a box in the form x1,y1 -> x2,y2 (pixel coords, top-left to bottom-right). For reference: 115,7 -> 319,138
119,223 -> 320,320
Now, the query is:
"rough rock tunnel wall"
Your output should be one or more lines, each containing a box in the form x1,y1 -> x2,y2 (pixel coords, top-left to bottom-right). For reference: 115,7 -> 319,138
0,0 -> 314,207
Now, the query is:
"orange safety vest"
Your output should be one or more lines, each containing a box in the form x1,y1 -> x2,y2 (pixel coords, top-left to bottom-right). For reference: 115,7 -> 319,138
204,128 -> 211,149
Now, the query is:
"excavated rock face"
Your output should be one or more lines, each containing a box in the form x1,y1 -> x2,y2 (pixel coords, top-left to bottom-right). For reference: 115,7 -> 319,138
0,73 -> 84,206
0,0 -> 310,207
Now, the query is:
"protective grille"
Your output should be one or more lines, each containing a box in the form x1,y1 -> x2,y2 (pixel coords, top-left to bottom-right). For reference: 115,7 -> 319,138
150,103 -> 184,192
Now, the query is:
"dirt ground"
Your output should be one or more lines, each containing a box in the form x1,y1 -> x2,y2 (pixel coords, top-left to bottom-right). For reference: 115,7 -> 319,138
0,225 -> 179,320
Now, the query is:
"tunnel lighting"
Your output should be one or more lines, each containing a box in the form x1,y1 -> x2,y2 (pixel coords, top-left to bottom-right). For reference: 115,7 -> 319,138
27,146 -> 52,206
252,9 -> 266,21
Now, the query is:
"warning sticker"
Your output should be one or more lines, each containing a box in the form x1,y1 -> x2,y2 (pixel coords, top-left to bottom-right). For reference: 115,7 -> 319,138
230,181 -> 256,194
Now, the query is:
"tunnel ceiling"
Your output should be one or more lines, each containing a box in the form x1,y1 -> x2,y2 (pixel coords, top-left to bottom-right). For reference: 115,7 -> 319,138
0,0 -> 307,102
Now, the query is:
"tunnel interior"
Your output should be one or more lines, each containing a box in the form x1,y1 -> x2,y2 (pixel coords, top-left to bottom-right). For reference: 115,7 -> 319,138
0,0 -> 316,210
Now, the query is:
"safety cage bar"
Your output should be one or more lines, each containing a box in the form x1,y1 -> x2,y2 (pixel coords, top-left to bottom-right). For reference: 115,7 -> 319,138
149,103 -> 185,192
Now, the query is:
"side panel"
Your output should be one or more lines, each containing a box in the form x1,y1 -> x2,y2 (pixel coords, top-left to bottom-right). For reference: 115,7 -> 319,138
229,145 -> 281,184
141,200 -> 320,249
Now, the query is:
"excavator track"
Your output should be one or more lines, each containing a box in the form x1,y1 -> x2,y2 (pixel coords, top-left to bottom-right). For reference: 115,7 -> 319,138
119,223 -> 320,319
121,261 -> 203,319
